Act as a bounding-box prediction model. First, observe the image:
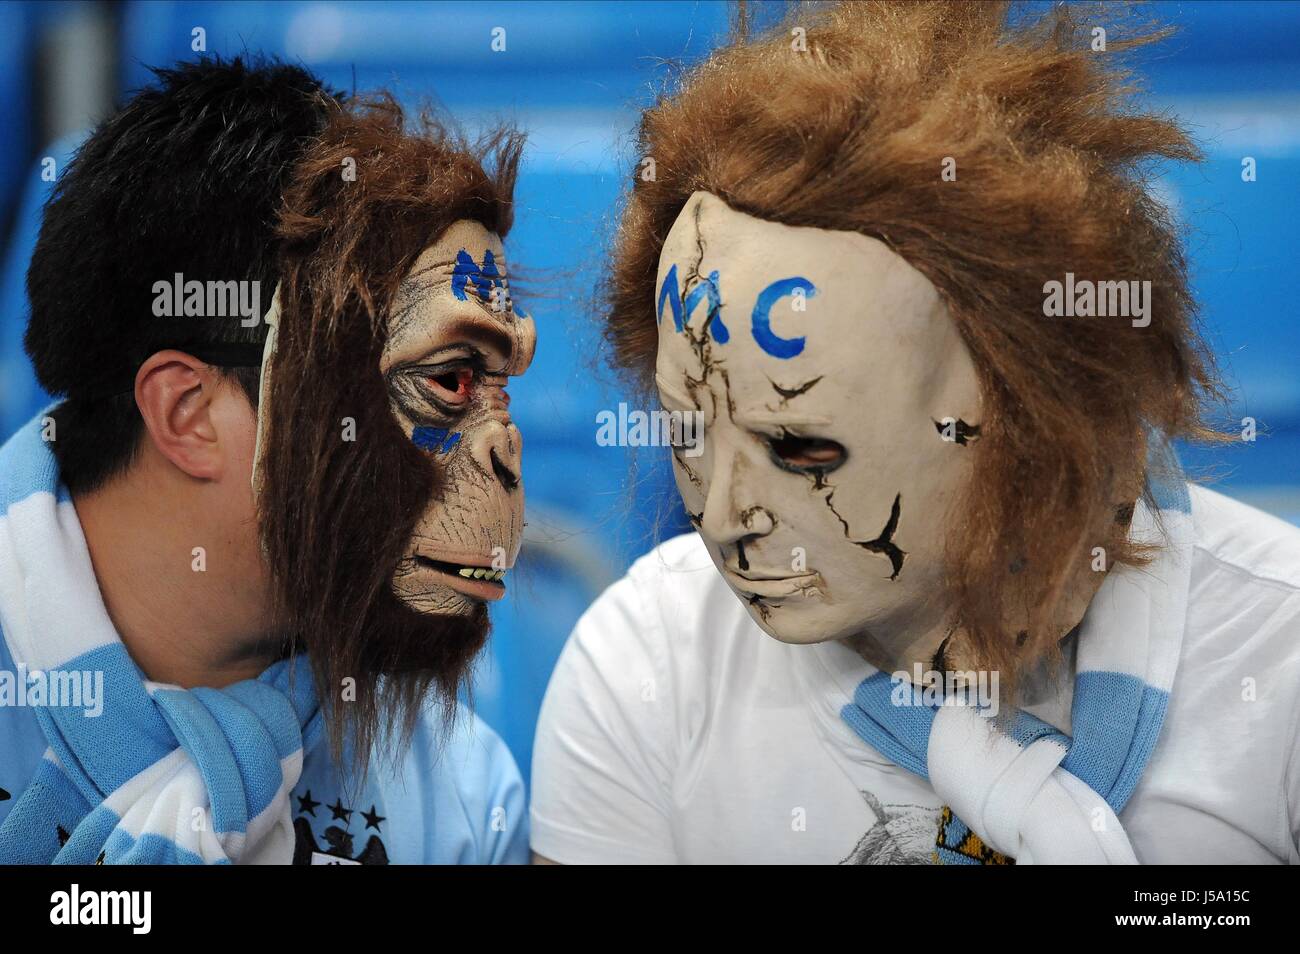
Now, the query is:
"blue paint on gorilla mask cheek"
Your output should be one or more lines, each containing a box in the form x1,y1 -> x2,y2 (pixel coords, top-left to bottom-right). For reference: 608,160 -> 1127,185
412,427 -> 461,454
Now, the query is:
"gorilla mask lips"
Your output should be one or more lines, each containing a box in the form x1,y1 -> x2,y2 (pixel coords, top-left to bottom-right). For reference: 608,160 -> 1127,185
411,553 -> 510,601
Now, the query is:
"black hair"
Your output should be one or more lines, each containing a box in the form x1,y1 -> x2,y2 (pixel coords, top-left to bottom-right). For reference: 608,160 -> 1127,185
24,55 -> 341,493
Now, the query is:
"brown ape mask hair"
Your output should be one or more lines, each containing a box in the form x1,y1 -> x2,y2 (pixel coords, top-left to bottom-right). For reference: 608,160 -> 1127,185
256,95 -> 534,769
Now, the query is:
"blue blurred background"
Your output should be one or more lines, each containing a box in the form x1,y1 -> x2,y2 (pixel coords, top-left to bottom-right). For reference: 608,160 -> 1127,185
0,1 -> 1296,783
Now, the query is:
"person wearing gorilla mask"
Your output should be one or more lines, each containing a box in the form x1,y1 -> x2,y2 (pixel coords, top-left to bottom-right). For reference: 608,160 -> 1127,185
531,2 -> 1300,864
0,58 -> 535,864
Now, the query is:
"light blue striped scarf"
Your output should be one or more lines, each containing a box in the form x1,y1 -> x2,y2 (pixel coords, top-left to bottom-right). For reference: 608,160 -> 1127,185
840,455 -> 1193,864
0,413 -> 321,864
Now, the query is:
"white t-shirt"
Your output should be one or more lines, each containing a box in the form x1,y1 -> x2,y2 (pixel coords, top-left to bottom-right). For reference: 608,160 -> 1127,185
530,485 -> 1300,864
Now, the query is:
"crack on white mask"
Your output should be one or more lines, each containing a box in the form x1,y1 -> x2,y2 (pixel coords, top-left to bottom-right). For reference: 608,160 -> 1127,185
824,489 -> 907,581
932,417 -> 982,446
766,374 -> 824,409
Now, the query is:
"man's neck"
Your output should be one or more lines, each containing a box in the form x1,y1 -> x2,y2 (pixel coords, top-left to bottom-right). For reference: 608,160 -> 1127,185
72,465 -> 275,689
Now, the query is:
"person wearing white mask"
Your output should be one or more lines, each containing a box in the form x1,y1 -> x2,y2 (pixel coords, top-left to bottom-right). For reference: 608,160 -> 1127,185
530,2 -> 1300,865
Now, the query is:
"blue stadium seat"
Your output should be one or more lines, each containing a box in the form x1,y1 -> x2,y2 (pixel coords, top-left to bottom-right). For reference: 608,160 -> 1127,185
0,137 -> 81,439
0,2 -> 34,229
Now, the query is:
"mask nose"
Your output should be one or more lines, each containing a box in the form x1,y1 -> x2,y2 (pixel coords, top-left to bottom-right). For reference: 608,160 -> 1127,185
700,446 -> 775,544
468,417 -> 522,492
503,312 -> 537,377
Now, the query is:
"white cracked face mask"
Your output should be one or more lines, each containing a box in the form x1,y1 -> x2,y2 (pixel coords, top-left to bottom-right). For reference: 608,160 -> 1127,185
655,191 -> 982,652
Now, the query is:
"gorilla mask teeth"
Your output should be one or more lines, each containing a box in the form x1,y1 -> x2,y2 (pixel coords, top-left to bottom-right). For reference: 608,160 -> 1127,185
457,567 -> 506,581
414,554 -> 507,583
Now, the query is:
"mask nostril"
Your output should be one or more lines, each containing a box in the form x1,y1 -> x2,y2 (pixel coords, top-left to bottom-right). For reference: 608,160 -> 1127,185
490,447 -> 519,491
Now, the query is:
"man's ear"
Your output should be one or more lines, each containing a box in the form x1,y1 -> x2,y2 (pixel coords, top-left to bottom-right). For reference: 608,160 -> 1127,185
134,350 -> 227,480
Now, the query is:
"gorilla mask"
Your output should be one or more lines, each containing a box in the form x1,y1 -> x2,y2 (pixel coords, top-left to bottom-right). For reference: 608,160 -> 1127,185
255,96 -> 533,768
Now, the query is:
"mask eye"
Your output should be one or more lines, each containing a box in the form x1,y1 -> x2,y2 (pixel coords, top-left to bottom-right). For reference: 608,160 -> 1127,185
767,433 -> 846,471
423,367 -> 475,406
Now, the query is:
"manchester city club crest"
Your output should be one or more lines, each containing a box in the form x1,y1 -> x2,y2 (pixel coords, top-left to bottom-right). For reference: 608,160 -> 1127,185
291,789 -> 389,865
